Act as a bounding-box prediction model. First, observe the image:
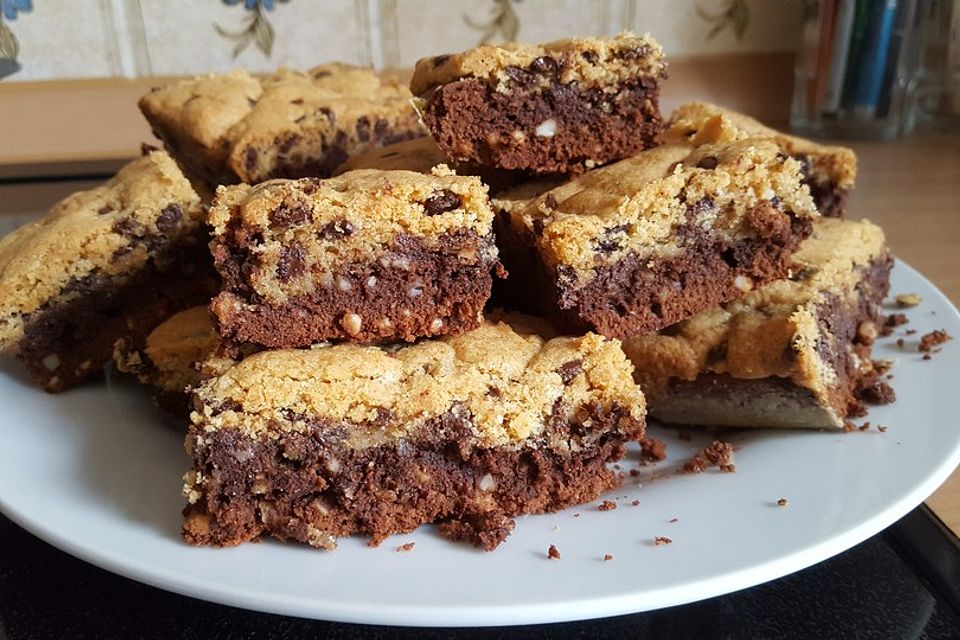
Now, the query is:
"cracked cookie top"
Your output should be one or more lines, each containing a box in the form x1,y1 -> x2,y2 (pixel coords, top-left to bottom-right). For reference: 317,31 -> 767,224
0,151 -> 204,348
411,32 -> 666,96
494,136 -> 817,285
191,313 -> 645,448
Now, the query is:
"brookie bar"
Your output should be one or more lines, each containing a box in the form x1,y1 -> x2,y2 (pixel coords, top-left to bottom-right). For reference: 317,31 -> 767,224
209,168 -> 503,350
411,32 -> 666,174
182,314 -> 646,550
665,102 -> 857,217
493,137 -> 818,339
622,218 -> 892,429
0,151 -> 216,392
114,305 -> 219,414
139,63 -> 425,186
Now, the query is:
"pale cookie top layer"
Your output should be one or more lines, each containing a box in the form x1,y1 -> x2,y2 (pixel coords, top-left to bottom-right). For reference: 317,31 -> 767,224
410,32 -> 665,96
494,136 -> 817,284
191,314 -> 646,449
334,137 -> 451,175
622,218 -> 887,402
664,102 -> 857,189
115,306 -> 218,394
0,152 -> 203,348
139,64 -> 423,183
209,168 -> 498,304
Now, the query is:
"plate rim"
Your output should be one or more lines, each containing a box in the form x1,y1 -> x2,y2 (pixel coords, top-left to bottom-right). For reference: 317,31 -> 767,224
2,259 -> 960,627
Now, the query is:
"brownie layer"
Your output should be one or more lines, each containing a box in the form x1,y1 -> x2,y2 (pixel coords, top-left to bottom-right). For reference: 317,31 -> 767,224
16,245 -> 216,392
422,76 -> 662,174
497,205 -> 812,339
184,403 -> 641,550
211,230 -> 501,350
650,254 -> 892,428
807,179 -> 847,218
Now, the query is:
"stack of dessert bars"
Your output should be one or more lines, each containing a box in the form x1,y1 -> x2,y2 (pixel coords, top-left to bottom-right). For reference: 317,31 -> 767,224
0,32 -> 894,551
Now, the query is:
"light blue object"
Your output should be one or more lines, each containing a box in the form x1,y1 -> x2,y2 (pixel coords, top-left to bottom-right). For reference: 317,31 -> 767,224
0,0 -> 31,21
853,0 -> 898,117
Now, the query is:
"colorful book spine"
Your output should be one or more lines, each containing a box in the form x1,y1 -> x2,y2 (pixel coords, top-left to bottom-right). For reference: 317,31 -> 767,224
853,0 -> 899,118
823,0 -> 857,113
841,0 -> 874,110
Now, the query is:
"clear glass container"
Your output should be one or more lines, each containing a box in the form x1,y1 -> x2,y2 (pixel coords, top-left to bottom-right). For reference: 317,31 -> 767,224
790,0 -> 923,140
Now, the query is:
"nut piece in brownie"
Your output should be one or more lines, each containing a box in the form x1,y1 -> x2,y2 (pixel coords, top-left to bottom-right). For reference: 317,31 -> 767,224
410,32 -> 666,174
334,136 -> 522,195
182,314 -> 646,550
139,63 -> 425,186
665,102 -> 857,217
114,306 -> 219,414
623,218 -> 892,429
209,168 -> 503,350
0,151 -> 215,392
493,137 -> 818,339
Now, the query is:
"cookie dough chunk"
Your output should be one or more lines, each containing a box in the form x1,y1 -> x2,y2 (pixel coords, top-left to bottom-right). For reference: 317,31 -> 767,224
494,137 -> 818,339
0,151 -> 215,392
665,102 -> 857,217
411,32 -> 666,174
114,306 -> 219,414
182,315 -> 646,550
208,168 -> 503,351
139,63 -> 425,186
623,218 -> 891,429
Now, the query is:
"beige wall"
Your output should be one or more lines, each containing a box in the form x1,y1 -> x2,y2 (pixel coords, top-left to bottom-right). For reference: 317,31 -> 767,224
0,0 -> 802,81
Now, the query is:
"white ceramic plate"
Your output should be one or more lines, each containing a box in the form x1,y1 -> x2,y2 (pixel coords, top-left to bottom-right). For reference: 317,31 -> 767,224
1,261 -> 959,627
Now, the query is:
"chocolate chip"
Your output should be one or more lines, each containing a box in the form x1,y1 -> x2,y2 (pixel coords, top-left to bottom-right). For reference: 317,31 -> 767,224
557,359 -> 583,384
112,218 -> 144,238
530,55 -> 559,74
277,132 -> 301,155
356,116 -> 371,142
544,193 -> 559,210
432,54 -> 450,67
374,118 -> 390,140
244,147 -> 258,173
422,190 -> 461,216
707,344 -> 727,365
581,50 -> 599,64
317,106 -> 336,126
486,386 -> 502,397
596,224 -> 629,253
531,218 -> 545,236
299,178 -> 323,195
547,83 -> 576,102
686,197 -> 715,217
618,45 -> 651,60
290,98 -> 304,105
155,203 -> 183,233
504,66 -> 534,86
270,199 -> 312,227
319,219 -> 354,240
696,156 -> 718,170
140,142 -> 159,156
276,243 -> 306,281
97,205 -> 113,215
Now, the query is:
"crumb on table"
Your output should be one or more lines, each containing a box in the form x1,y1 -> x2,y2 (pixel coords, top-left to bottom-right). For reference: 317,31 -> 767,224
654,536 -> 672,546
599,500 -> 617,511
919,329 -> 952,352
895,293 -> 922,308
396,542 -> 416,552
777,498 -> 789,507
603,553 -> 614,561
682,440 -> 735,473
548,544 -> 561,560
